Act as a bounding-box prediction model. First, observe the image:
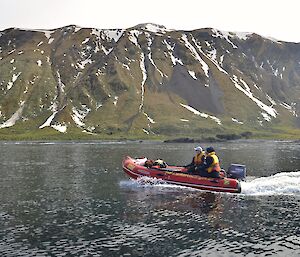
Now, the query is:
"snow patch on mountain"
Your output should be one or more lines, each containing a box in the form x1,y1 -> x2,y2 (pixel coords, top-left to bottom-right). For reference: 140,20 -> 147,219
234,32 -> 253,40
0,101 -> 25,128
7,72 -> 22,90
182,34 -> 209,77
52,123 -> 67,133
144,113 -> 155,124
280,102 -> 297,116
180,103 -> 222,125
7,49 -> 16,55
139,53 -> 147,111
143,128 -> 150,134
188,70 -> 197,80
39,111 -> 57,129
57,71 -> 65,92
128,30 -> 142,46
211,29 -> 238,48
139,23 -> 171,34
232,118 -> 244,124
261,112 -> 272,121
145,32 -> 164,79
82,38 -> 90,44
192,36 -> 228,75
91,28 -> 124,43
206,48 -> 228,74
164,40 -> 183,65
113,96 -> 118,106
72,105 -> 91,127
230,75 -> 277,119
103,29 -> 124,43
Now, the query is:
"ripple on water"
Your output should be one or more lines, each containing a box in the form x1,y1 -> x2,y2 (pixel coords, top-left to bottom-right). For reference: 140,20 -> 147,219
1,142 -> 300,256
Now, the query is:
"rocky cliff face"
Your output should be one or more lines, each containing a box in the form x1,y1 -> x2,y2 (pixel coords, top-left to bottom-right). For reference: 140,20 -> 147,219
0,23 -> 299,138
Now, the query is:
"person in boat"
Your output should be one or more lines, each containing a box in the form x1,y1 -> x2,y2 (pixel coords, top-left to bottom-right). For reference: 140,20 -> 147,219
185,146 -> 206,174
199,147 -> 221,178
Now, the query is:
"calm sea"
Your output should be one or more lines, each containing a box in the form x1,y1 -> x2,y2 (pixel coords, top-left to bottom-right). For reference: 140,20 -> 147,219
0,140 -> 299,256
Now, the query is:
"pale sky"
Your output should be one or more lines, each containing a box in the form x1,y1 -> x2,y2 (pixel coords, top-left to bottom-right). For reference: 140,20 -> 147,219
1,0 -> 300,42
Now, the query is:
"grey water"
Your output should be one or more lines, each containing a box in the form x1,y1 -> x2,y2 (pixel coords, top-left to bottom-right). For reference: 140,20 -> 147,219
0,140 -> 299,257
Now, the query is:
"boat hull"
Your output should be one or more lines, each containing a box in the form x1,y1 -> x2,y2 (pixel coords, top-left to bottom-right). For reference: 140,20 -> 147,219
122,156 -> 241,193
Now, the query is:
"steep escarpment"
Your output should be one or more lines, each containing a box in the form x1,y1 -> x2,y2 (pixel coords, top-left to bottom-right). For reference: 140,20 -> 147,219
0,24 -> 299,139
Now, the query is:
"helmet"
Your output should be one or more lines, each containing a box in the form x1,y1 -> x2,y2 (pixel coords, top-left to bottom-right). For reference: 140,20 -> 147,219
206,147 -> 215,153
194,146 -> 203,152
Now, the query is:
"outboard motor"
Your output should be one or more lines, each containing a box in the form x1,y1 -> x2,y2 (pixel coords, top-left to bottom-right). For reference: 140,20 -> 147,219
227,164 -> 246,181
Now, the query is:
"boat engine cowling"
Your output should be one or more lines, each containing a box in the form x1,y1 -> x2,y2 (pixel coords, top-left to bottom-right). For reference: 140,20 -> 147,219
227,164 -> 246,180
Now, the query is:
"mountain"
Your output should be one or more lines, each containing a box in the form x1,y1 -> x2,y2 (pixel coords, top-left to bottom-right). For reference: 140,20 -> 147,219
0,23 -> 299,140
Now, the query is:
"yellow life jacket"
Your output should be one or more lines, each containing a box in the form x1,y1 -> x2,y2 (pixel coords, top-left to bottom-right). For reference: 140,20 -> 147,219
193,151 -> 205,165
207,152 -> 221,173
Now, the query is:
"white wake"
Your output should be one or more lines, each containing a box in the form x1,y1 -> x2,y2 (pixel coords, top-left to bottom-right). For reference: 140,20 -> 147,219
120,171 -> 300,196
241,171 -> 300,195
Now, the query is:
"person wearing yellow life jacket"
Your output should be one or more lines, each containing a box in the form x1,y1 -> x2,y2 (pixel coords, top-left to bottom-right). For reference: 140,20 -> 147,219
199,147 -> 221,178
186,146 -> 206,174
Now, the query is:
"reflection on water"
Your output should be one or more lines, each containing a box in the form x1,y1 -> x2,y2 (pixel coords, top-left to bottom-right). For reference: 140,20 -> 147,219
0,140 -> 299,256
120,181 -> 300,256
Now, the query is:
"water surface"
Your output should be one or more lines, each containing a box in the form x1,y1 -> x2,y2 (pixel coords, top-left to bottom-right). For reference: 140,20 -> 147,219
0,140 -> 299,256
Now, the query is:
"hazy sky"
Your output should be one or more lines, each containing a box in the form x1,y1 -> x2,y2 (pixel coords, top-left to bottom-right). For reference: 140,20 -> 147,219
1,0 -> 300,42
